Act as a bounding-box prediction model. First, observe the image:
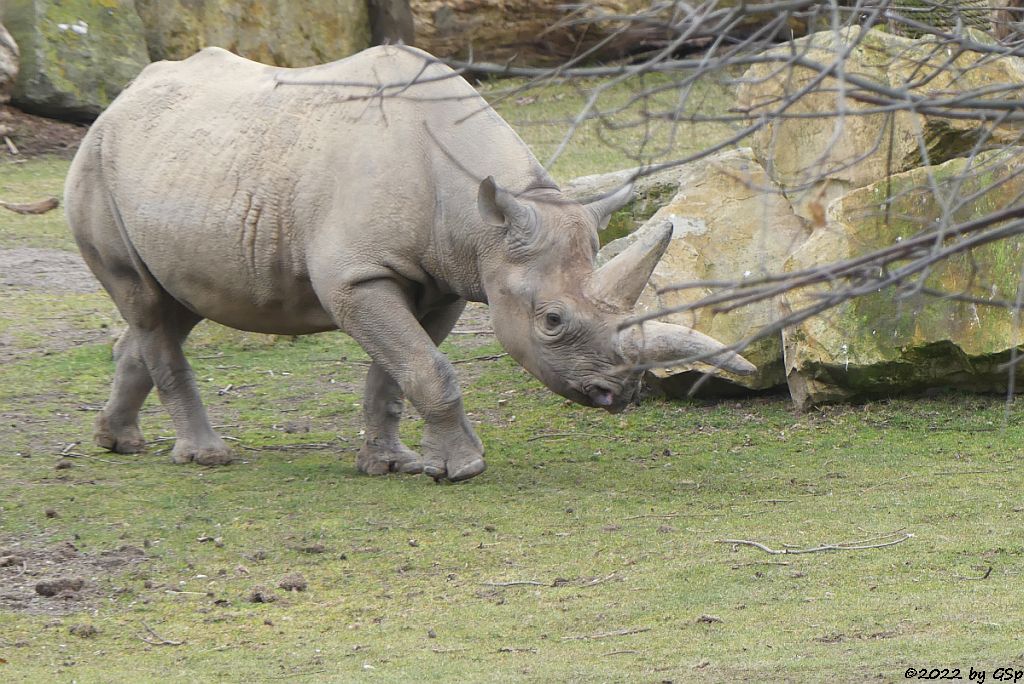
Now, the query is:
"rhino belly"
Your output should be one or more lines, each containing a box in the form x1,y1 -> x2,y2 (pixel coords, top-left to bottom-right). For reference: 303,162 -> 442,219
124,203 -> 338,335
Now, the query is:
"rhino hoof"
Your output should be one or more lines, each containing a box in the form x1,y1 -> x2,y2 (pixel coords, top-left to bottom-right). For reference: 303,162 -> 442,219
357,443 -> 423,476
447,458 -> 486,482
171,440 -> 233,465
94,416 -> 145,454
423,458 -> 486,483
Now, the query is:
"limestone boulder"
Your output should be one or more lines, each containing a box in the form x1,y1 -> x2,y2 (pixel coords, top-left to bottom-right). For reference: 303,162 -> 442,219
1,0 -> 149,121
134,0 -> 370,67
782,149 -> 1024,409
736,26 -> 1024,222
0,23 -> 17,104
596,149 -> 809,396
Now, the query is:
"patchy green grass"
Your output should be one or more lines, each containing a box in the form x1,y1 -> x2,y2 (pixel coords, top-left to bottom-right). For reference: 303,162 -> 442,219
2,96 -> 1023,681
0,157 -> 77,250
485,71 -> 741,181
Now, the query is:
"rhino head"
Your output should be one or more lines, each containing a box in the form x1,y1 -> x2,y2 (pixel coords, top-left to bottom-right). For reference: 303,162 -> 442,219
477,177 -> 756,413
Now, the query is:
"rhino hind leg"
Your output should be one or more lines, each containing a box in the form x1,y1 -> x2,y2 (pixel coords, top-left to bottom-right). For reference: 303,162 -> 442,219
356,362 -> 426,475
94,329 -> 153,454
133,310 -> 232,466
73,223 -> 230,465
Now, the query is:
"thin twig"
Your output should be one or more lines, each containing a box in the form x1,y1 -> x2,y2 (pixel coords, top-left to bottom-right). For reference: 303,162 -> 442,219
451,353 -> 508,365
561,627 -> 651,641
955,566 -> 993,581
717,532 -> 913,555
140,621 -> 185,646
526,431 -> 611,442
482,580 -> 546,587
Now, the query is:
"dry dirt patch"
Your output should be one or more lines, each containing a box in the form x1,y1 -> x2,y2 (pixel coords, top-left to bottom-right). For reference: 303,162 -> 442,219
0,535 -> 148,615
0,247 -> 99,294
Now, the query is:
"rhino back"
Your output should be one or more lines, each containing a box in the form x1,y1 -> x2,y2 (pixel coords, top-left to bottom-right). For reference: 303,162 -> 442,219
75,46 -> 546,333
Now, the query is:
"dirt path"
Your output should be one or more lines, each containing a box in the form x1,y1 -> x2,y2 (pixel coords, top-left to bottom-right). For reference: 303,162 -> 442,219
0,247 -> 100,294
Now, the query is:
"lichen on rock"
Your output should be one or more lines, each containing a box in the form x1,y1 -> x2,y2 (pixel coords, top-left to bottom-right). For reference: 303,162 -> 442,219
783,148 -> 1024,409
2,0 -> 150,120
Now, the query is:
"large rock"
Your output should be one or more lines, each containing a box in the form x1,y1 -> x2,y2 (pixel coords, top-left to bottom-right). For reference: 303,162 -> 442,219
783,149 -> 1024,409
0,23 -> 17,104
2,0 -> 149,121
134,0 -> 370,67
736,26 -> 1024,222
597,149 -> 808,396
411,0 -> 664,66
410,0 -> 811,66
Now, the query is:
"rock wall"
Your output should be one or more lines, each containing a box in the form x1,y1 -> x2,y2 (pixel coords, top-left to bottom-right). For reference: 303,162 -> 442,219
783,149 -> 1024,409
737,26 -> 1024,223
2,0 -> 150,120
134,0 -> 370,67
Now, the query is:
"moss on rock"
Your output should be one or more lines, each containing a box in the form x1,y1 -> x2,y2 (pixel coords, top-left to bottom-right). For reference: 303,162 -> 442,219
784,149 -> 1024,408
134,0 -> 370,67
2,0 -> 149,120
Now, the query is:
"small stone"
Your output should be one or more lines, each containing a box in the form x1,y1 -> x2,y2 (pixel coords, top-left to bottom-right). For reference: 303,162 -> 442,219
55,459 -> 73,470
278,573 -> 307,592
69,624 -> 98,638
427,628 -> 437,639
407,539 -> 419,548
36,577 -> 85,597
0,555 -> 24,567
697,614 -> 723,624
249,586 -> 278,603
45,508 -> 59,518
299,543 -> 326,554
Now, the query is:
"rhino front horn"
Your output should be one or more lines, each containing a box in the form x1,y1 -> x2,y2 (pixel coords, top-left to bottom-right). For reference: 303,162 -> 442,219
586,221 -> 672,310
619,320 -> 757,376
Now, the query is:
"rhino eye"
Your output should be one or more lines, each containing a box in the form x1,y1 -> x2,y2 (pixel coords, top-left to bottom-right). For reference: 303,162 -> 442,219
545,312 -> 563,328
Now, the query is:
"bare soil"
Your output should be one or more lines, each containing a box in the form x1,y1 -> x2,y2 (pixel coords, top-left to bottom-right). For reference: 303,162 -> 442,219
0,535 -> 148,615
0,247 -> 100,294
0,105 -> 88,159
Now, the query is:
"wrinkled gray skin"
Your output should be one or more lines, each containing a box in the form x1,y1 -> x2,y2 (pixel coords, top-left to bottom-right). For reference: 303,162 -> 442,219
65,45 -> 755,482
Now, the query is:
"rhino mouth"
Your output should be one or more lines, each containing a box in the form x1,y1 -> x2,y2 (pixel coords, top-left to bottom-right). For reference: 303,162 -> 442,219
580,380 -> 635,414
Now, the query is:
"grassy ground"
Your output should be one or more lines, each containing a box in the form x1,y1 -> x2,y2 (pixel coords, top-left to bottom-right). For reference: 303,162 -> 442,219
2,85 -> 1024,682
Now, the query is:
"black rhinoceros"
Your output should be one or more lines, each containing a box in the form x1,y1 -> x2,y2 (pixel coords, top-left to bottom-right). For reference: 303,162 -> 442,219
65,45 -> 754,481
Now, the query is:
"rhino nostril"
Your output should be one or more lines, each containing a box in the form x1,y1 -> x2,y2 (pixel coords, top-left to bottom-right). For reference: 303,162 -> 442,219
587,386 -> 616,406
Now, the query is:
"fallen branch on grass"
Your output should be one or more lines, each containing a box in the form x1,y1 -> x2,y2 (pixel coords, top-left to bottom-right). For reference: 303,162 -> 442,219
0,197 -> 59,214
717,530 -> 913,555
139,621 -> 185,646
955,566 -> 993,581
561,627 -> 650,641
450,353 -> 508,365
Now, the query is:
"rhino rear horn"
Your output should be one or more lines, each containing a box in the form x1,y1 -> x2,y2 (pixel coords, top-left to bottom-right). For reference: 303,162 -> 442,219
619,320 -> 757,376
586,221 -> 672,310
585,183 -> 633,230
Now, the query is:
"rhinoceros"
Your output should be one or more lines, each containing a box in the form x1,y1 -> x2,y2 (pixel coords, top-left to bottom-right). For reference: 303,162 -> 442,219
65,45 -> 754,481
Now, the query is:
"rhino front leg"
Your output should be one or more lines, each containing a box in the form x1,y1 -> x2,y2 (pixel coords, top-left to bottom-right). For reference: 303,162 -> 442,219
337,281 -> 484,482
357,300 -> 467,476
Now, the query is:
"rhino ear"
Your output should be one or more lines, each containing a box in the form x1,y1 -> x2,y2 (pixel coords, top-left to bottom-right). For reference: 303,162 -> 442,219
478,176 -> 506,226
586,183 -> 633,231
478,176 -> 530,227
478,176 -> 536,251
